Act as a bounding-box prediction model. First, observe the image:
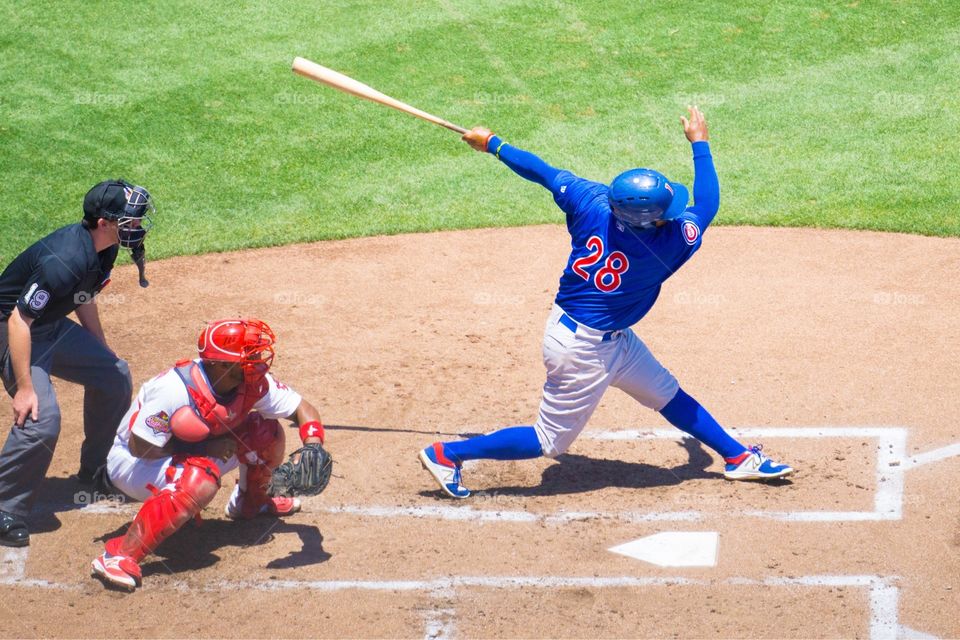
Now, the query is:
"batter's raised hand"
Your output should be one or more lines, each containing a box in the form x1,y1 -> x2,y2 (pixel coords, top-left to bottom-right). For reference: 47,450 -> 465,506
462,126 -> 494,152
681,106 -> 708,143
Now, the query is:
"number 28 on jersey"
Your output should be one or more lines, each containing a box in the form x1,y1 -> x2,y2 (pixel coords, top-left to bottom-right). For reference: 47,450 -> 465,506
571,236 -> 629,293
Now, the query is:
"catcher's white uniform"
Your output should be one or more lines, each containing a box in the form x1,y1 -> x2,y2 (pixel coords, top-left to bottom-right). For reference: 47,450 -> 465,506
106,359 -> 301,502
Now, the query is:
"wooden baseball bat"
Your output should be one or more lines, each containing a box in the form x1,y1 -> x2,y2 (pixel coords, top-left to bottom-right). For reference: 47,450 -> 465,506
291,56 -> 467,134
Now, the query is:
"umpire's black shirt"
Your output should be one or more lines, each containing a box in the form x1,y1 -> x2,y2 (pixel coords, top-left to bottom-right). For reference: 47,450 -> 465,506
0,224 -> 118,326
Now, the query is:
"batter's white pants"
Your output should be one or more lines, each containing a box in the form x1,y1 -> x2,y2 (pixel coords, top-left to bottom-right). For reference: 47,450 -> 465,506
533,304 -> 679,457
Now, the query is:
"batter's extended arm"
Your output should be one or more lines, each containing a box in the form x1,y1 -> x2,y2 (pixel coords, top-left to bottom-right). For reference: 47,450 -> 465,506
463,127 -> 562,190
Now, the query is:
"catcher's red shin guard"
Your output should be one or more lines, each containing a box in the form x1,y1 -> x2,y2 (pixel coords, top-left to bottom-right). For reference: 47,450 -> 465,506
106,456 -> 221,562
235,414 -> 285,518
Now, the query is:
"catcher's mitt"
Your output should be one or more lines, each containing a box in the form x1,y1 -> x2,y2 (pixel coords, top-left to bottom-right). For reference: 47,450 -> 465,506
267,443 -> 333,497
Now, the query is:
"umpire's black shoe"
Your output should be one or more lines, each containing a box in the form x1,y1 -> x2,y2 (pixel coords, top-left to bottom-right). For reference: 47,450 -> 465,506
0,511 -> 29,547
75,469 -> 96,486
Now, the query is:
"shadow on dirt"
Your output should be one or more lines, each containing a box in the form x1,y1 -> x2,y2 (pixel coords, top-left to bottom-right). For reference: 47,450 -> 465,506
419,437 -> 792,498
93,517 -> 330,578
25,475 -> 98,533
491,437 -> 721,497
329,424 -> 479,438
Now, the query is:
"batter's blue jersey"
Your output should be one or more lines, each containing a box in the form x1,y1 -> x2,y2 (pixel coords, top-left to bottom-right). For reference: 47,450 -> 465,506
551,174 -> 705,330
487,138 -> 720,332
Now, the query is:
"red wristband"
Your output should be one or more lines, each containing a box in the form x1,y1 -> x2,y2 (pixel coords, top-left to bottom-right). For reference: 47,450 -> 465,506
299,420 -> 325,444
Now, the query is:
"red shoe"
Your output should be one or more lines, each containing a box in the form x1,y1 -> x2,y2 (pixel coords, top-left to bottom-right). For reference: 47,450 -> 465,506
265,495 -> 301,516
225,493 -> 301,519
91,551 -> 142,591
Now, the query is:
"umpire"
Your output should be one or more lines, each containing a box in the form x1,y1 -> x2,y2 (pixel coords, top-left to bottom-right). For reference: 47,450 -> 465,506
0,179 -> 153,546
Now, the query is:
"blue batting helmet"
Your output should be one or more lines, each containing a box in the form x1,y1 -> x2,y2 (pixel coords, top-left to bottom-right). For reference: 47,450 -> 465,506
608,168 -> 688,228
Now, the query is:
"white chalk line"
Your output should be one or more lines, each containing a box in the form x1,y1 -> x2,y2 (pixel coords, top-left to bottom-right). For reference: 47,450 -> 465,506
422,584 -> 457,640
14,426 -> 952,639
422,605 -> 456,640
589,426 -> 918,522
1,545 -> 938,640
0,547 -> 77,590
49,427 -> 957,526
322,504 -> 703,524
585,426 -> 907,440
208,575 -> 701,592
333,427 -> 914,524
0,558 -> 933,640
903,442 -> 960,470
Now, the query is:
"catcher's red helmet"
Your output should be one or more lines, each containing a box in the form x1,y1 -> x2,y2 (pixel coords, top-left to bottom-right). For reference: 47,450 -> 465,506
198,319 -> 275,381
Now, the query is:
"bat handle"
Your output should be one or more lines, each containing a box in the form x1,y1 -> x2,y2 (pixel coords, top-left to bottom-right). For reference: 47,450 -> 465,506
444,122 -> 468,135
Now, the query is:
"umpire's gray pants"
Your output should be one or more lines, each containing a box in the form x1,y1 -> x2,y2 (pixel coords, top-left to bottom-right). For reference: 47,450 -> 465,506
0,318 -> 132,517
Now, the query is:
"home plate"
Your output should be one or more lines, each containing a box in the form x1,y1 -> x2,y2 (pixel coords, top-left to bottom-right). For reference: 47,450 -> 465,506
609,532 -> 719,567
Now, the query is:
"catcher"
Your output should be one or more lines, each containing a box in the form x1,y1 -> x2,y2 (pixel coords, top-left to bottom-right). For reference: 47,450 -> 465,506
90,318 -> 332,591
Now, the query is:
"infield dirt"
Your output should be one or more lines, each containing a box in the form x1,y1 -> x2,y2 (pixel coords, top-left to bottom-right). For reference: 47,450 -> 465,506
2,225 -> 958,639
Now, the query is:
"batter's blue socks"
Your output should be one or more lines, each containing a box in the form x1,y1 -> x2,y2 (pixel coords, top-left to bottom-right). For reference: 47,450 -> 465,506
443,426 -> 543,463
659,387 -> 746,459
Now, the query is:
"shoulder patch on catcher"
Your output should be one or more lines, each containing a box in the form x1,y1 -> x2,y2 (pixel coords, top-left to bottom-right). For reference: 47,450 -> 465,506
145,411 -> 171,435
682,220 -> 701,246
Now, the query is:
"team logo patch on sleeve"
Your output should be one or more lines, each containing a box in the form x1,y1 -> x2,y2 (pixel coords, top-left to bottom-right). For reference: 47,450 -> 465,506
145,411 -> 171,435
682,221 -> 701,245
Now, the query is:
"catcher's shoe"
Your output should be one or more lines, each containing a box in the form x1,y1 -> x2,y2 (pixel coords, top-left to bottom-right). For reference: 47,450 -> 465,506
419,443 -> 470,499
91,551 -> 142,591
224,494 -> 301,519
724,444 -> 794,481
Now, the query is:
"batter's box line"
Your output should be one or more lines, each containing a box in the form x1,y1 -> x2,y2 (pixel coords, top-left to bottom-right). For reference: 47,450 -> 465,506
0,549 -> 937,640
205,574 -> 933,640
53,427 -> 960,524
586,425 -> 944,522
323,426 -> 946,525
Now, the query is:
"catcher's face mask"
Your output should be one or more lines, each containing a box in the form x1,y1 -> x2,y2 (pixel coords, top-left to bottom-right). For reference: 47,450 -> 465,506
198,319 -> 276,384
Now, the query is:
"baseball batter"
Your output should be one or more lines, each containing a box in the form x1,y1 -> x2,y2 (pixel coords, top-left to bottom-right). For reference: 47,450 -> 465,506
91,318 -> 326,591
419,107 -> 793,498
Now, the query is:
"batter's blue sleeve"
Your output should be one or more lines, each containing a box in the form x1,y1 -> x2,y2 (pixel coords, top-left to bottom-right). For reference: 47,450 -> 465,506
687,141 -> 720,229
487,135 -> 563,190
659,387 -> 745,459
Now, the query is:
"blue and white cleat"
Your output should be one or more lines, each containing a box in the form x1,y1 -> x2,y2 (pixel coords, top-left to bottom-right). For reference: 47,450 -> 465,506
723,444 -> 794,481
419,443 -> 471,499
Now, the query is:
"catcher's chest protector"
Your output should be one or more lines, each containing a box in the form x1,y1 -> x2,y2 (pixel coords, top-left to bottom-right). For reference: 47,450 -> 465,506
172,360 -> 269,438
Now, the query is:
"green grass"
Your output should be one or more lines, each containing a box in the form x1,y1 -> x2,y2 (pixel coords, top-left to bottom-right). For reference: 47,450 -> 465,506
1,0 -> 959,264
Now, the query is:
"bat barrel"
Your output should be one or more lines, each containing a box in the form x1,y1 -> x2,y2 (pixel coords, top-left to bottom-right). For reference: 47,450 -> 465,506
292,57 -> 467,135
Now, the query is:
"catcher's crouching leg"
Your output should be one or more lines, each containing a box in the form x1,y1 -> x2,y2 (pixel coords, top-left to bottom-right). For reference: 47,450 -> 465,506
227,413 -> 300,519
92,456 -> 221,590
